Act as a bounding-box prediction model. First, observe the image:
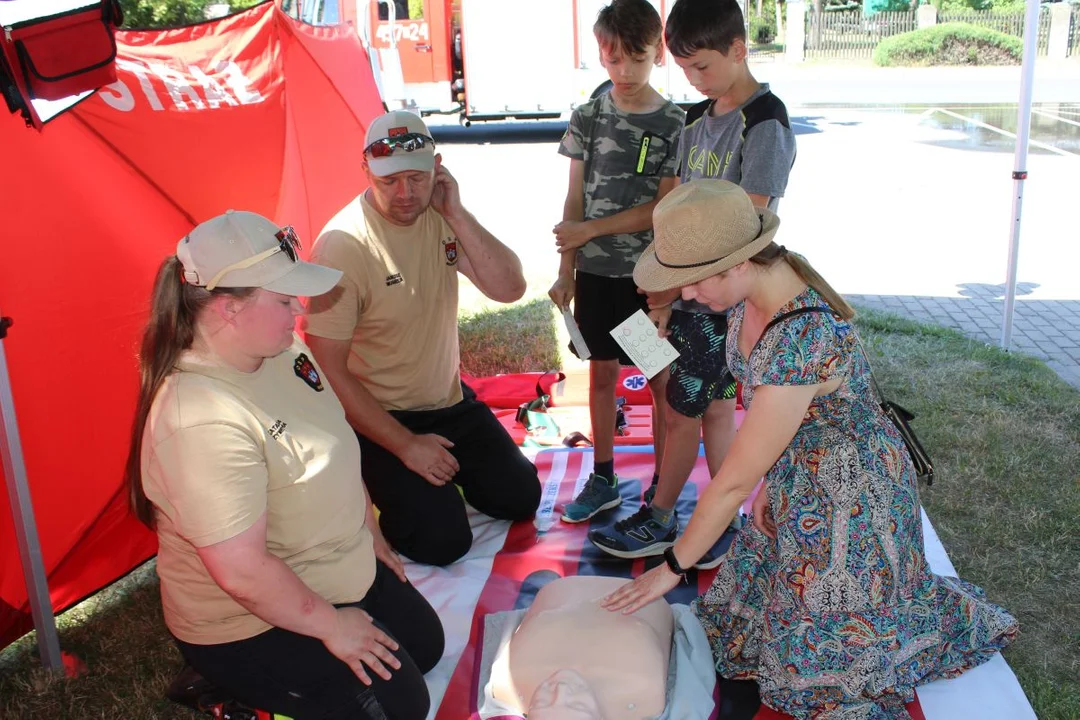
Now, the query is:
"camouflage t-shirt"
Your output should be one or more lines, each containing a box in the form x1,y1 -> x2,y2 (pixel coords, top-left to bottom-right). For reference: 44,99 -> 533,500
558,92 -> 685,278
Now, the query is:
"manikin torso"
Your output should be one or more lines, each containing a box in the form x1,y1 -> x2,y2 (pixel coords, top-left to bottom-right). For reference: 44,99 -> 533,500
493,576 -> 674,719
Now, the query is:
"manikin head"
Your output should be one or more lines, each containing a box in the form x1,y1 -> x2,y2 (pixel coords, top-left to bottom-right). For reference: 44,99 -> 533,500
527,669 -> 604,720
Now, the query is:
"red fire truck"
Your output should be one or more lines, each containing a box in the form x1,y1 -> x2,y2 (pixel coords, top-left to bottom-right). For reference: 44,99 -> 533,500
330,0 -> 706,124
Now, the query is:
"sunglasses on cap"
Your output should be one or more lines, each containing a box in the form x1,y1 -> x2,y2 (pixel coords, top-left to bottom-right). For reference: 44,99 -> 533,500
202,225 -> 302,291
364,132 -> 435,159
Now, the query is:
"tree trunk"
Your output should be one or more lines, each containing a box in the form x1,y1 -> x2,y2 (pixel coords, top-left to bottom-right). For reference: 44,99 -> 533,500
757,0 -> 763,18
776,0 -> 785,43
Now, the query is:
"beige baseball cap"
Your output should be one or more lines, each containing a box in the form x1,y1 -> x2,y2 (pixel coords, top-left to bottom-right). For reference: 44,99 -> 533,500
633,180 -> 780,292
363,110 -> 436,177
176,210 -> 342,297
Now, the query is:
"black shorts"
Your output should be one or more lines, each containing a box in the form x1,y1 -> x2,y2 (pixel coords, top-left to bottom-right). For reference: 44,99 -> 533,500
572,271 -> 649,365
666,309 -> 737,419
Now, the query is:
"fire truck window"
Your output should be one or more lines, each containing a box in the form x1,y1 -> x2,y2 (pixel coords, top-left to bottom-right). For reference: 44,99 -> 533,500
281,0 -> 300,20
297,0 -> 340,25
378,1 -> 413,20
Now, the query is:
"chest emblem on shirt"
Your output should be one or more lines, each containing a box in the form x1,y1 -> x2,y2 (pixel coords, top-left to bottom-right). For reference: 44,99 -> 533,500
385,272 -> 404,286
686,145 -> 729,177
293,353 -> 324,392
442,237 -> 458,266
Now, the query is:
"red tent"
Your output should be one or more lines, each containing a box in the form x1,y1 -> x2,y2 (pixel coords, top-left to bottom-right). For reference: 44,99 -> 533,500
0,1 -> 383,651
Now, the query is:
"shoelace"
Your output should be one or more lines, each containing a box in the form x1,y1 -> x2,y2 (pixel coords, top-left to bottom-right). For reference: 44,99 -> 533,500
575,475 -> 609,503
613,505 -> 655,532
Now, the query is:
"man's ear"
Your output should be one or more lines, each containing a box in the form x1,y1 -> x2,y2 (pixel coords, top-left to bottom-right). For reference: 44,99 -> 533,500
434,153 -> 443,171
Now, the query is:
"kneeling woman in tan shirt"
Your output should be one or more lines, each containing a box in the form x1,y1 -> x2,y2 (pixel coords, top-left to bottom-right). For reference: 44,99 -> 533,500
124,210 -> 443,719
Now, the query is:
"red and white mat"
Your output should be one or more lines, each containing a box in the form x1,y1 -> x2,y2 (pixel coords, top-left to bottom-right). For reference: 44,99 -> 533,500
405,448 -> 1034,720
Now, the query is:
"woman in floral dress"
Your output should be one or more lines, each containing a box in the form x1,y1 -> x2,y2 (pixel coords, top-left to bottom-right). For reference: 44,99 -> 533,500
603,180 -> 1018,719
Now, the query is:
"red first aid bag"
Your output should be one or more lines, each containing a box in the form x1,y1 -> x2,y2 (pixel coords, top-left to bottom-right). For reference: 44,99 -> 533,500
1,0 -> 122,103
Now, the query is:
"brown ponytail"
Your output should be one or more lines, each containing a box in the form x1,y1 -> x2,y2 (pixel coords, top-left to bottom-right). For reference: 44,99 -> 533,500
123,256 -> 253,528
749,243 -> 856,321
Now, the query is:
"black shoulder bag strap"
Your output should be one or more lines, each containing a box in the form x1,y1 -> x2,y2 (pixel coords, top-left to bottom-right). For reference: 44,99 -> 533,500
750,306 -> 935,485
750,306 -> 837,360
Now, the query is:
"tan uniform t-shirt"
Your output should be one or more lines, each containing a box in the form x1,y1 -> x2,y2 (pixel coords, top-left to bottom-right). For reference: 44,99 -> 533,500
141,336 -> 376,645
303,193 -> 463,412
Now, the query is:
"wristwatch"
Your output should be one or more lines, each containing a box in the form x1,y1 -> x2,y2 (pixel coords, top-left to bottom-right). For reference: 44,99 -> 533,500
663,547 -> 689,583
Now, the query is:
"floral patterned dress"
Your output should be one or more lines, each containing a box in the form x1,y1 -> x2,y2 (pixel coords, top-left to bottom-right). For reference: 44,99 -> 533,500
692,288 -> 1019,720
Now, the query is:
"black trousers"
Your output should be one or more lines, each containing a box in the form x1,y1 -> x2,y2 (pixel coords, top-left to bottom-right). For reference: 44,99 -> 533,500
358,384 -> 541,566
175,562 -> 444,720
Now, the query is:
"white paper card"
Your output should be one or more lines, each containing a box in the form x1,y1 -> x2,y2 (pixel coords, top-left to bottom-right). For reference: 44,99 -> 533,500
562,308 -> 591,360
609,309 -> 679,379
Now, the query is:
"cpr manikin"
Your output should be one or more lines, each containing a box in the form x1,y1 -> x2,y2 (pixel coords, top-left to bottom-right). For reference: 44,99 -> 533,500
493,576 -> 674,719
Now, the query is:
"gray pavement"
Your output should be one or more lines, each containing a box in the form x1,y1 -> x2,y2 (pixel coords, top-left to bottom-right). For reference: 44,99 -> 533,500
434,66 -> 1080,391
848,289 -> 1080,388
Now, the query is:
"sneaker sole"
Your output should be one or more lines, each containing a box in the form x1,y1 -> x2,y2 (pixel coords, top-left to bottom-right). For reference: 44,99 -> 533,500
590,537 -> 673,559
559,497 -> 622,524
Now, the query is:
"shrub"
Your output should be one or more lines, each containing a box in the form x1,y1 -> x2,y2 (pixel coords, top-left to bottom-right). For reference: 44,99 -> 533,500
873,22 -> 1023,66
749,13 -> 777,45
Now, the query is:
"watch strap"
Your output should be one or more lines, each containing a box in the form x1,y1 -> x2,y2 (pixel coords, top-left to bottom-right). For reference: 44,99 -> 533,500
663,547 -> 689,582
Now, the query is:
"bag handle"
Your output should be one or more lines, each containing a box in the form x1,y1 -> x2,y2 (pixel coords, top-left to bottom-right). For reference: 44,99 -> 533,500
755,306 -> 934,484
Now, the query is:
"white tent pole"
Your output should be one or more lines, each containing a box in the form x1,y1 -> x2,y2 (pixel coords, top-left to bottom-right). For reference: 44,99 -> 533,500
0,314 -> 63,671
1001,0 -> 1040,350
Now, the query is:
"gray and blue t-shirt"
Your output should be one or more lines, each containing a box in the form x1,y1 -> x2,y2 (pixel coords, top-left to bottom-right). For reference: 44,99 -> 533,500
674,83 -> 796,313
559,92 -> 685,278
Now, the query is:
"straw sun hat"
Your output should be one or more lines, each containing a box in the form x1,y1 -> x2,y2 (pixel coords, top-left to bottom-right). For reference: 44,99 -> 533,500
633,180 -> 781,292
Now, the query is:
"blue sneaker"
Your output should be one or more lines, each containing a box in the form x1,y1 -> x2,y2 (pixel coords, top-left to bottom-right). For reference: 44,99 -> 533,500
560,473 -> 621,523
693,514 -> 743,569
589,504 -> 678,558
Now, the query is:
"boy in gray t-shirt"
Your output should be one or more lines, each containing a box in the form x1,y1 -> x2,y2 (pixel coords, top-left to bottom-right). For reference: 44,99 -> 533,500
549,0 -> 684,525
589,0 -> 796,568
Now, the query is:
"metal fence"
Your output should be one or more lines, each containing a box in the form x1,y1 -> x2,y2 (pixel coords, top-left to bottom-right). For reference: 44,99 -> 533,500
1070,4 -> 1078,57
938,8 -> 1053,55
805,10 -> 917,60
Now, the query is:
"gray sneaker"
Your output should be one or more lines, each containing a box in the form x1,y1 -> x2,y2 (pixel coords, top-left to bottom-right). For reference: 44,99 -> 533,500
560,473 -> 621,523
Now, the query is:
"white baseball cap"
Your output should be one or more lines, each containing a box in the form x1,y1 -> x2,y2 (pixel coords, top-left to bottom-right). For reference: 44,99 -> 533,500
176,210 -> 342,297
363,110 -> 436,177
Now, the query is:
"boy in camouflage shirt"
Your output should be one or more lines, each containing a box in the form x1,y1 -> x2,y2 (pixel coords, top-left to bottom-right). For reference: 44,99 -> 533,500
548,0 -> 684,524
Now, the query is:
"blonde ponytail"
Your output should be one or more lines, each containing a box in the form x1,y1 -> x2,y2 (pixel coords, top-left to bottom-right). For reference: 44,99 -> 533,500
749,243 -> 855,320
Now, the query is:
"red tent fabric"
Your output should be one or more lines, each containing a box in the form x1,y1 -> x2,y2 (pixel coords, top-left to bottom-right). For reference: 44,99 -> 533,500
0,2 -> 383,650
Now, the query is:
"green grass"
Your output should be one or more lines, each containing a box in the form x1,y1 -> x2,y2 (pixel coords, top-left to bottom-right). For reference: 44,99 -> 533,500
854,308 -> 1080,720
459,298 -> 561,378
1,304 -> 1077,719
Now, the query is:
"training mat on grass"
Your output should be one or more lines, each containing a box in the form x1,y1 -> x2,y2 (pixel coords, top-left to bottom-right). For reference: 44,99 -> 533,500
405,448 -> 1034,720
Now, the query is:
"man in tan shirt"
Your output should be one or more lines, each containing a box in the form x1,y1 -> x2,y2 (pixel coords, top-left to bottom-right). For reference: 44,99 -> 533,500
305,111 -> 540,566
